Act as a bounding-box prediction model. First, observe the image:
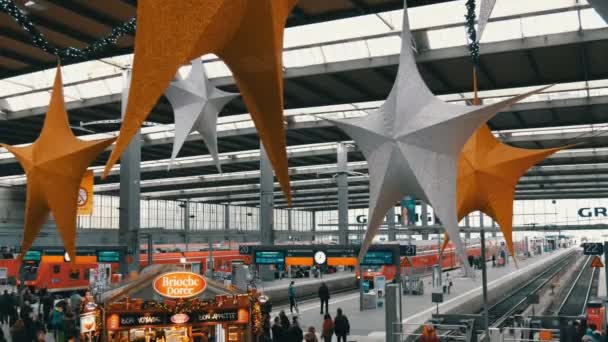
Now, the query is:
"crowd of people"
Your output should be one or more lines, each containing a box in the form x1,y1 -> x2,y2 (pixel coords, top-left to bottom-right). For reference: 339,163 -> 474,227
257,282 -> 350,342
0,287 -> 87,342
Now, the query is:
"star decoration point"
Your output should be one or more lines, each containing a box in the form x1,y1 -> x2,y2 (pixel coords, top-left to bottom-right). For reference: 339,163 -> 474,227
103,0 -> 297,204
329,4 -> 548,267
165,58 -> 238,173
2,66 -> 115,261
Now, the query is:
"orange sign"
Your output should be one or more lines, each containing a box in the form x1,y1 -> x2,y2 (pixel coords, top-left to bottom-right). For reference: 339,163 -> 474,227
77,170 -> 94,215
106,314 -> 120,330
153,271 -> 206,299
401,257 -> 413,267
591,256 -> 604,268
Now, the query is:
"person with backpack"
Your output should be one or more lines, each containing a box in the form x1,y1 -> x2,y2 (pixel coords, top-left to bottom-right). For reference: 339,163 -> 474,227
321,313 -> 334,342
334,308 -> 350,342
50,304 -> 65,342
288,281 -> 298,314
271,316 -> 284,341
318,282 -> 330,315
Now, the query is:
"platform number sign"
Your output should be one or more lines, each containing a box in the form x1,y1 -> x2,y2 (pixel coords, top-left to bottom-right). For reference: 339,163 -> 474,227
583,243 -> 604,255
399,245 -> 417,256
238,246 -> 251,255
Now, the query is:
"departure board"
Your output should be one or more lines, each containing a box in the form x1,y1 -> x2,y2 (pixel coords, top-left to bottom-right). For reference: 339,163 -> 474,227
254,251 -> 285,265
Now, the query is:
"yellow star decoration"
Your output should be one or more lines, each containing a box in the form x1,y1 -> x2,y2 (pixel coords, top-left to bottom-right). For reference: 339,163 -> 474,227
103,0 -> 298,205
441,124 -> 565,263
1,66 -> 116,261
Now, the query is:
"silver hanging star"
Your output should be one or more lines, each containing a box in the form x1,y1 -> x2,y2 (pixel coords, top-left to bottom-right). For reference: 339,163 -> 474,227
165,58 -> 239,172
328,1 -> 547,267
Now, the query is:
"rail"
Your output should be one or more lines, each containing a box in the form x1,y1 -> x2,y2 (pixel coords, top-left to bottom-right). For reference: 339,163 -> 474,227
488,251 -> 577,328
556,255 -> 598,316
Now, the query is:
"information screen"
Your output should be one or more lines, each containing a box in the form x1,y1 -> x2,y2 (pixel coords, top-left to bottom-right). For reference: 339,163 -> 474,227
97,250 -> 121,262
23,250 -> 42,261
361,250 -> 394,265
254,251 -> 285,265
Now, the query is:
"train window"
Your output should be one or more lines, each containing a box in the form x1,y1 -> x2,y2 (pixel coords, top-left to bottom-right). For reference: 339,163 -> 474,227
69,269 -> 80,280
52,265 -> 60,274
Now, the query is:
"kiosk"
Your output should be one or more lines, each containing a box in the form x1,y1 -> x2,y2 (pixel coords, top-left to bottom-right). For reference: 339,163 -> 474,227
89,268 -> 264,342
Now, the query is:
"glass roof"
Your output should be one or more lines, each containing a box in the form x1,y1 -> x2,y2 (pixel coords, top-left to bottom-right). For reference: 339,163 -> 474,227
0,0 -> 605,113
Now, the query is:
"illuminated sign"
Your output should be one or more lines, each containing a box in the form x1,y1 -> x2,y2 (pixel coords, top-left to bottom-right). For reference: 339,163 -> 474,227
170,313 -> 190,324
80,313 -> 97,333
153,271 -> 206,299
192,310 -> 239,323
254,251 -> 285,265
96,251 -> 120,262
23,250 -> 42,261
115,313 -> 167,327
361,250 -> 394,265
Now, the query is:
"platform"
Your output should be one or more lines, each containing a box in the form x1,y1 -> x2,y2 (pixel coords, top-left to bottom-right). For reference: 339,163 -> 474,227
273,247 -> 573,341
260,270 -> 354,291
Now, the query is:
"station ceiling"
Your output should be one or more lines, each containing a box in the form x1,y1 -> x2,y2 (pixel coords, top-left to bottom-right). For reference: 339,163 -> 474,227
1,0 -> 608,210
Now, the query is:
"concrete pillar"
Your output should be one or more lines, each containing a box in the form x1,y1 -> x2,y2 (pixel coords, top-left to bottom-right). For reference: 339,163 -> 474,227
147,234 -> 153,266
337,143 -> 349,245
224,205 -> 230,231
311,211 -> 316,241
259,144 -> 274,244
421,203 -> 429,240
118,70 -> 141,275
387,207 -> 396,241
183,200 -> 190,250
288,209 -> 293,232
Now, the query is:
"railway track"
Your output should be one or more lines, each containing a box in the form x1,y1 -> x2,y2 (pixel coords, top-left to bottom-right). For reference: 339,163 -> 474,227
557,255 -> 599,316
487,250 -> 577,328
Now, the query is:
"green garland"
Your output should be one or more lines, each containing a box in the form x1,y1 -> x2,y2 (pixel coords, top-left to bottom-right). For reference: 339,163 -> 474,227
465,0 -> 480,67
0,0 -> 135,61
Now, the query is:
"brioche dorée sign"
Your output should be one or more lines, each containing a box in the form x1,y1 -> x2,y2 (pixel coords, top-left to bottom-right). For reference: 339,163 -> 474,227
153,271 -> 206,299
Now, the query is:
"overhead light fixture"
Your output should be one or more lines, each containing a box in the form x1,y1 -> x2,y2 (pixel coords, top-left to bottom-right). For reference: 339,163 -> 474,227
23,0 -> 47,11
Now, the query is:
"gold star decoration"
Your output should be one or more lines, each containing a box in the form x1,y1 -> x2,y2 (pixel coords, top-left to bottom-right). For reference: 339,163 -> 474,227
103,0 -> 298,204
1,66 -> 116,261
441,124 -> 564,262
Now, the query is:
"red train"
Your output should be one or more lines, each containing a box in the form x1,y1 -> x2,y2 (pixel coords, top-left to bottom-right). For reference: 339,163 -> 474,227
0,249 -> 250,293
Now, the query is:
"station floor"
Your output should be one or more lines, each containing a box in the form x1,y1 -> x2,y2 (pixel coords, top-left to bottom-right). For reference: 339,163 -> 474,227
260,270 -> 354,291
273,247 -> 573,341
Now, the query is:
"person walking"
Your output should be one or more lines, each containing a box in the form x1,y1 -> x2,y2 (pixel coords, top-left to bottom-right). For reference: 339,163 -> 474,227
41,292 -> 53,325
321,313 -> 334,342
63,305 -> 77,342
445,273 -> 453,294
288,281 -> 298,314
272,316 -> 284,341
50,304 -> 65,342
334,308 -> 350,342
318,282 -> 330,315
287,316 -> 304,342
304,326 -> 319,342
0,290 -> 9,325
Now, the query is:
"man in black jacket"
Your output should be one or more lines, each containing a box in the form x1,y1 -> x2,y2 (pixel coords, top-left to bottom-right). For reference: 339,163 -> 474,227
318,282 -> 330,315
334,308 -> 350,342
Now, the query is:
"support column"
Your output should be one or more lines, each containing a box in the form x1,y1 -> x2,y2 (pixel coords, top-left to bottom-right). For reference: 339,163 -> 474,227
259,144 -> 274,245
421,203 -> 429,240
147,234 -> 153,267
491,219 -> 497,237
481,229 -> 489,337
464,215 -> 471,239
311,211 -> 316,241
387,207 -> 396,241
119,70 -> 141,276
208,239 -> 214,278
224,205 -> 230,231
183,200 -> 190,250
479,211 -> 485,227
287,209 -> 293,232
337,143 -> 349,245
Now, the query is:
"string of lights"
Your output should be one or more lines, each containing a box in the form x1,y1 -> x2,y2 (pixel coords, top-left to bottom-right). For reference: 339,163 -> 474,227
465,0 -> 480,67
0,0 -> 135,61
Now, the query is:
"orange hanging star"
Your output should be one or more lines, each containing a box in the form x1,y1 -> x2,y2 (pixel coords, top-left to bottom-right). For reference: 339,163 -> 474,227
103,0 -> 298,204
440,124 -> 565,261
1,66 -> 116,261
